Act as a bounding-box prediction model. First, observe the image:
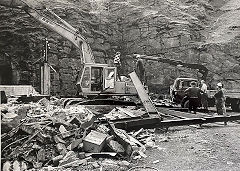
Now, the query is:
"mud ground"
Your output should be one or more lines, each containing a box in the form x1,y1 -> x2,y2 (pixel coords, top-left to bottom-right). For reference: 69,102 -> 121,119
138,122 -> 240,171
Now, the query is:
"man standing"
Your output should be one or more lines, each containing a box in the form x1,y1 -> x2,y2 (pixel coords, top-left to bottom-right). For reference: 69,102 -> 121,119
184,81 -> 202,114
200,80 -> 208,113
135,55 -> 145,84
113,52 -> 121,81
214,82 -> 226,116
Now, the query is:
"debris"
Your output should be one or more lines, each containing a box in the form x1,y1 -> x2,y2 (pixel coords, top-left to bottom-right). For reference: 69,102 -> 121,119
2,161 -> 11,171
1,96 -> 160,170
83,130 -> 108,153
118,160 -> 130,166
116,107 -> 136,117
78,152 -> 86,159
96,124 -> 110,134
59,125 -> 71,138
138,151 -> 147,158
53,135 -> 66,144
38,98 -> 50,107
2,112 -> 18,119
37,149 -> 46,162
132,128 -> 144,137
69,138 -> 83,150
85,152 -> 117,158
13,160 -> 21,171
60,157 -> 92,168
56,143 -> 67,155
108,140 -> 125,154
152,160 -> 160,164
91,161 -> 100,168
52,155 -> 64,166
108,123 -> 133,156
59,151 -> 78,166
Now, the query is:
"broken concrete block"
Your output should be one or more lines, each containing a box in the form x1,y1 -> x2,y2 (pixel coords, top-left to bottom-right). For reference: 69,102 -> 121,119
78,143 -> 83,150
59,125 -> 71,138
92,162 -> 100,168
13,160 -> 21,171
69,138 -> 83,150
38,98 -> 50,107
53,135 -> 66,144
83,130 -> 108,153
78,152 -> 86,159
37,149 -> 46,162
96,125 -> 110,134
56,143 -> 67,155
108,140 -> 125,154
52,155 -> 64,166
2,161 -> 11,171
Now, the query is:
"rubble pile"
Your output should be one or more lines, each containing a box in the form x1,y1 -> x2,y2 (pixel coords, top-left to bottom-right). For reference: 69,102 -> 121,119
1,98 -> 157,171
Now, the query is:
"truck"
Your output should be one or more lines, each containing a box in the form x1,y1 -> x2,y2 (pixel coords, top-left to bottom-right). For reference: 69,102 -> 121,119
134,54 -> 240,112
170,77 -> 240,112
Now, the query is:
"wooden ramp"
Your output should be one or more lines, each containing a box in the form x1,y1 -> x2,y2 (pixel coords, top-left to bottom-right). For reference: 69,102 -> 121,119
129,72 -> 159,115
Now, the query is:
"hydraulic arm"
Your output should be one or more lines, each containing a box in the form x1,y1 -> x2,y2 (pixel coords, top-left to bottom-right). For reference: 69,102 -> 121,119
133,54 -> 208,80
0,0 -> 95,64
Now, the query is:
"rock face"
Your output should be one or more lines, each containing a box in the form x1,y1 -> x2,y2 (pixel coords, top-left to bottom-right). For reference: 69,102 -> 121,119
0,0 -> 240,95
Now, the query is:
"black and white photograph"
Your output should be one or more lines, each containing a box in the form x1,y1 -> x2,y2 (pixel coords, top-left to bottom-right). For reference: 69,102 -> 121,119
1,0 -> 240,170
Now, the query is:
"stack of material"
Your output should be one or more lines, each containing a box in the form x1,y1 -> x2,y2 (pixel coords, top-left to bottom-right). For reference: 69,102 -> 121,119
1,98 -> 154,171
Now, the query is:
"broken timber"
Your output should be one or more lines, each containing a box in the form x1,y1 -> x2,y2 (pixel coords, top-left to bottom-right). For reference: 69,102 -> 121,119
112,114 -> 240,131
129,72 -> 161,118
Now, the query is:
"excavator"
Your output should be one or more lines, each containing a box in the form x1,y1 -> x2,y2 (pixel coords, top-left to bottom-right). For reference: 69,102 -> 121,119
0,0 -> 137,98
0,0 -> 211,104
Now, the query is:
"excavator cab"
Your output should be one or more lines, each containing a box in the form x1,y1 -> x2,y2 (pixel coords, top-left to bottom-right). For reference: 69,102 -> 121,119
77,63 -> 137,97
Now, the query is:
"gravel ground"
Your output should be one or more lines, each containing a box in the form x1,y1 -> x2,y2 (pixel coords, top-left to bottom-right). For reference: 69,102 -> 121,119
138,122 -> 240,171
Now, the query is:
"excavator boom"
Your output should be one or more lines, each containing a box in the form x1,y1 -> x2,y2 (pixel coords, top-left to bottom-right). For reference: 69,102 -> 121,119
0,0 -> 139,97
0,0 -> 95,64
134,54 -> 208,80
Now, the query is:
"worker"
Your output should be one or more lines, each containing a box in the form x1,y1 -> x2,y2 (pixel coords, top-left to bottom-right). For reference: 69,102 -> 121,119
184,81 -> 202,114
200,80 -> 208,113
113,52 -> 121,81
135,55 -> 145,84
214,82 -> 226,116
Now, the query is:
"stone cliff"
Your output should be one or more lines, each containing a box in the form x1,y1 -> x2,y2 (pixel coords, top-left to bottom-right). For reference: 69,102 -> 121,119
0,0 -> 240,95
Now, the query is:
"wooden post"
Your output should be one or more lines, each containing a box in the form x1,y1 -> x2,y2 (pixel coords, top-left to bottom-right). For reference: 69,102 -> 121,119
40,38 -> 51,95
41,63 -> 50,95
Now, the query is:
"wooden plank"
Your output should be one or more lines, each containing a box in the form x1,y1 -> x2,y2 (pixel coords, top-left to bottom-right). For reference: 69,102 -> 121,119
158,107 -> 206,119
129,72 -> 159,115
41,63 -> 51,95
113,114 -> 240,130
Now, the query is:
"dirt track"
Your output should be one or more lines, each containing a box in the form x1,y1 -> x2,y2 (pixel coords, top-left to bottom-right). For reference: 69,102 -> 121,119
139,122 -> 240,171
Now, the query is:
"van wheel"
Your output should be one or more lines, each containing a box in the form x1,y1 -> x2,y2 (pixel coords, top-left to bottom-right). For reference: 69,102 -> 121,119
231,100 -> 240,112
183,100 -> 189,108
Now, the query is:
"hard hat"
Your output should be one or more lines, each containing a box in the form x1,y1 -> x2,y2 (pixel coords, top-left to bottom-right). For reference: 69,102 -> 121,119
201,80 -> 205,83
217,82 -> 222,87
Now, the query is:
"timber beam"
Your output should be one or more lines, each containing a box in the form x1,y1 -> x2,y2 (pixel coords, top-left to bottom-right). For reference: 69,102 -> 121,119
111,114 -> 240,131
